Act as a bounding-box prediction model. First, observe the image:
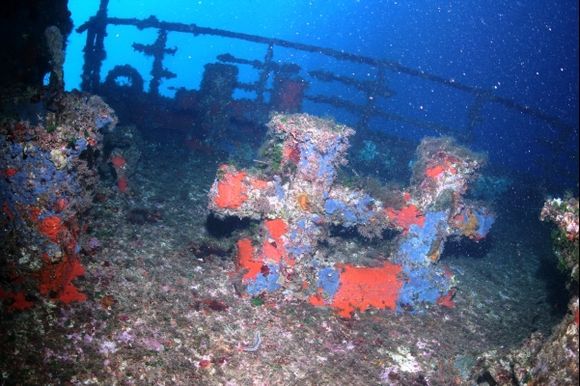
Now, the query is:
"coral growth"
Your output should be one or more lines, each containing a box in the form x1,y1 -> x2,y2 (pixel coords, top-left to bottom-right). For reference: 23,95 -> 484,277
0,289 -> 34,312
213,167 -> 248,209
0,91 -> 116,309
385,204 -> 425,232
541,197 -> 579,242
310,262 -> 403,318
541,196 -> 579,284
208,113 -> 494,317
38,216 -> 65,243
39,255 -> 87,303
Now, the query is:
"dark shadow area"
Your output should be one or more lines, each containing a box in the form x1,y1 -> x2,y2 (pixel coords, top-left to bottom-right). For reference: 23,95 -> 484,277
536,252 -> 572,316
328,224 -> 399,246
184,239 -> 233,262
205,213 -> 255,238
441,236 -> 494,260
126,207 -> 163,225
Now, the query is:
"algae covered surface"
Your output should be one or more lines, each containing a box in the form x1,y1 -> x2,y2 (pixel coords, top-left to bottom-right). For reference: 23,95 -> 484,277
0,141 -> 566,385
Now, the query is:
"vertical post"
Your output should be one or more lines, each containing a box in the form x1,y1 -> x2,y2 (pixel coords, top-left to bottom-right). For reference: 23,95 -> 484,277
464,95 -> 486,144
80,0 -> 109,92
357,66 -> 384,131
256,44 -> 274,104
135,29 -> 177,96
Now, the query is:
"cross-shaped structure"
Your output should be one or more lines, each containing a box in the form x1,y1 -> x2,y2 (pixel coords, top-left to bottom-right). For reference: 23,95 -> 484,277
208,113 -> 494,317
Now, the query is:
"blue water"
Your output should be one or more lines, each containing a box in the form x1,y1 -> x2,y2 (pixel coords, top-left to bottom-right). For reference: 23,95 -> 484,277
64,0 -> 578,191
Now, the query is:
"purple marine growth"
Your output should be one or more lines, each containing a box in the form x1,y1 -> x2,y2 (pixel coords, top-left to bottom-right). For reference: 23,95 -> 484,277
208,113 -> 495,318
0,92 -> 117,310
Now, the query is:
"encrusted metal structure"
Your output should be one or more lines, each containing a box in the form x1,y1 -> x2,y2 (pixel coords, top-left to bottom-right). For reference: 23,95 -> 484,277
207,113 -> 495,316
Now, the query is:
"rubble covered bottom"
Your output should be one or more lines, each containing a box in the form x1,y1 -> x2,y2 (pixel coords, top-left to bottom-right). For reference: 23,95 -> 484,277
0,142 -> 566,385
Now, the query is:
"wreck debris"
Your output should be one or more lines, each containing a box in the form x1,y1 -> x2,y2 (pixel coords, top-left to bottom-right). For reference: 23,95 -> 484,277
208,113 -> 495,317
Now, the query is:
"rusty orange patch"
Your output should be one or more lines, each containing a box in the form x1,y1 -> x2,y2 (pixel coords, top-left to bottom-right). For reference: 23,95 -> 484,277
214,171 -> 248,209
236,238 -> 262,281
326,263 -> 403,318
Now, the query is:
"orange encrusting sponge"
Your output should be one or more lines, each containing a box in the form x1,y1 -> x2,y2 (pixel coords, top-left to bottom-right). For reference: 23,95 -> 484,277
310,262 -> 403,318
39,256 -> 87,303
236,238 -> 263,281
213,171 -> 248,209
385,204 -> 425,232
38,215 -> 64,243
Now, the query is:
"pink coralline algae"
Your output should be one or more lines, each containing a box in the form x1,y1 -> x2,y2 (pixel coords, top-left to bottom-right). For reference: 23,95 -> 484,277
541,197 -> 579,241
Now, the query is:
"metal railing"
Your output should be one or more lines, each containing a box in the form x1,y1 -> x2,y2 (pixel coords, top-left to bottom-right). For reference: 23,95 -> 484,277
77,0 -> 573,140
